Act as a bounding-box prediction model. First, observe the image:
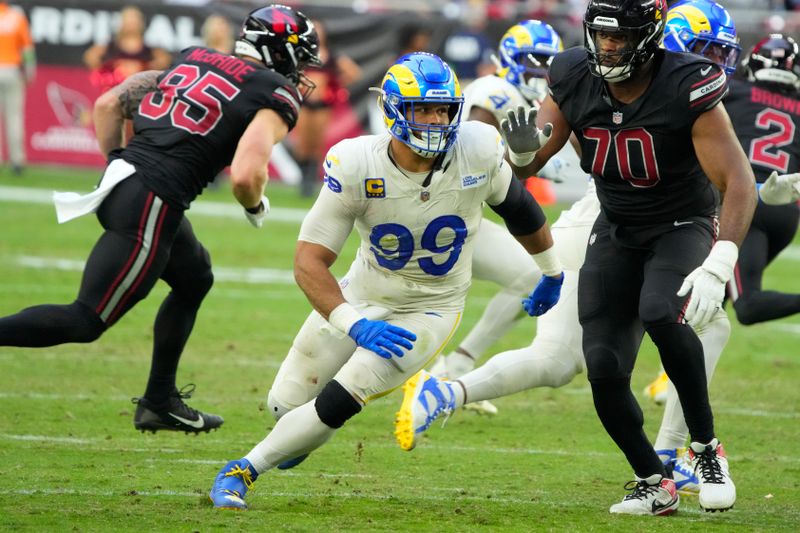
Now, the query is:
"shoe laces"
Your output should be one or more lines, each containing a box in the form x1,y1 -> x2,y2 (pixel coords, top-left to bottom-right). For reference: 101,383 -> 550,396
130,384 -> 198,407
694,448 -> 725,484
622,479 -> 660,501
225,464 -> 255,492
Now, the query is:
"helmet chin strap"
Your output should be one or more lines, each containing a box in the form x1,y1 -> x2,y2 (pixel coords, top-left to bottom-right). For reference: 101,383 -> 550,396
599,64 -> 632,83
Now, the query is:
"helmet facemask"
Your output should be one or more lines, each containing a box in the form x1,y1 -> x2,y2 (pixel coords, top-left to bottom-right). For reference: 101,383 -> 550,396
374,52 -> 464,159
586,24 -> 658,83
380,94 -> 463,158
497,20 -> 562,103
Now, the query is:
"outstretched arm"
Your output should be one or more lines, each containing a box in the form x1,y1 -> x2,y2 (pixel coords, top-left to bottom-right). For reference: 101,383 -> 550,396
92,70 -> 161,157
504,94 -> 572,178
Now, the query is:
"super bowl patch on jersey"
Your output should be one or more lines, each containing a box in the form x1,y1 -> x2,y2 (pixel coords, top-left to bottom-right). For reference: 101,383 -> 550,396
461,173 -> 488,189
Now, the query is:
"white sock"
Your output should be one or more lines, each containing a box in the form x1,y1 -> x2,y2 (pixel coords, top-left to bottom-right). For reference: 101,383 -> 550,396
459,339 -> 579,404
654,309 -> 730,450
245,400 -> 337,474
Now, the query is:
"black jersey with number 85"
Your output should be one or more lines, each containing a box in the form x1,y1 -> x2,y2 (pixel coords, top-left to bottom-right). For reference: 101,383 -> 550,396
121,46 -> 301,209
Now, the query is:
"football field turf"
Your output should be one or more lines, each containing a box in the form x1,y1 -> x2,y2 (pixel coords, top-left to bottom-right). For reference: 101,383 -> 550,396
0,167 -> 798,531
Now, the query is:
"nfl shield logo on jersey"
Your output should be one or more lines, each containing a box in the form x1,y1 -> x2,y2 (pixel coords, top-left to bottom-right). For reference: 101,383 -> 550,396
612,111 -> 623,125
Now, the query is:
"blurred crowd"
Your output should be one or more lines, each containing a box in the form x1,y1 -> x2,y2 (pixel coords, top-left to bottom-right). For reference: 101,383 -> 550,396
4,0 -> 799,194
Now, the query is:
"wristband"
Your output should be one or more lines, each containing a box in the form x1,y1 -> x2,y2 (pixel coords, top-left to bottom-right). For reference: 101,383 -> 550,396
328,302 -> 365,336
532,246 -> 563,278
508,149 -> 536,167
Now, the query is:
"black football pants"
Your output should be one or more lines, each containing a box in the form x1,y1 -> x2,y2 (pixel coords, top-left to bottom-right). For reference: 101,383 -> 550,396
0,176 -> 214,403
578,213 -> 716,478
729,201 -> 800,325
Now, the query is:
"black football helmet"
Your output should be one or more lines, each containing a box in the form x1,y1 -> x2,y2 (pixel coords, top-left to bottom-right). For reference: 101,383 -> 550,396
584,0 -> 667,83
742,34 -> 800,93
235,4 -> 322,94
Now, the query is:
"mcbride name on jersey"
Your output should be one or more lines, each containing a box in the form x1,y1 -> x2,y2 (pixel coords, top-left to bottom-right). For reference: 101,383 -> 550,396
122,46 -> 302,209
549,47 -> 727,225
725,79 -> 800,182
298,121 -> 513,312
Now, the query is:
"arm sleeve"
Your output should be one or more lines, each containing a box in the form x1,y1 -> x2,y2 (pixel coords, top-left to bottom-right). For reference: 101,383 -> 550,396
297,184 -> 356,255
297,145 -> 359,254
487,175 -> 547,236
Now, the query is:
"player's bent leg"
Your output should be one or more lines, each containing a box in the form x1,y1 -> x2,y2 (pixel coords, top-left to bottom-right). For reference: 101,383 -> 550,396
267,309 -> 360,420
458,269 -> 583,402
213,312 -> 460,506
266,309 -> 362,469
0,300 -> 105,346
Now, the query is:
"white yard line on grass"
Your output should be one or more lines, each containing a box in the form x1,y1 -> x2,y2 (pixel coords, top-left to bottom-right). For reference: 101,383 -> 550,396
11,254 -> 296,285
765,322 -> 800,335
0,185 -> 308,223
3,433 -> 800,464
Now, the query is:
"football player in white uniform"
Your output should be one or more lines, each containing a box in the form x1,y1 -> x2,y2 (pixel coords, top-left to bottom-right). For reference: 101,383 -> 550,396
428,20 -> 582,416
209,52 -> 564,510
395,14 -> 735,500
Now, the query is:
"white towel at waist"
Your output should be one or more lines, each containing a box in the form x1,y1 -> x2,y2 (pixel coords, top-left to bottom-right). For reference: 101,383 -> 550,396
53,159 -> 137,224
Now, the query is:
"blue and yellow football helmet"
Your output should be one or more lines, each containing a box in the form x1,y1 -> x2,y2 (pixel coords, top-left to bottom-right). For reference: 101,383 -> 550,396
377,52 -> 463,158
663,0 -> 741,75
497,20 -> 563,103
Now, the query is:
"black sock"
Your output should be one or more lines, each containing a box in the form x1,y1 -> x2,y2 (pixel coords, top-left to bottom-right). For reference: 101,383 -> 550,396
648,322 -> 714,443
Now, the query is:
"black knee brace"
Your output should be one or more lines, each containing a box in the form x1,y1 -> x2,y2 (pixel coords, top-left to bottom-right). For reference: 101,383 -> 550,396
314,380 -> 362,429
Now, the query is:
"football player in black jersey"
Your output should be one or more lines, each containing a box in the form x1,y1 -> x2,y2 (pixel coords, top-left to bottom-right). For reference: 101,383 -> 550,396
500,0 -> 756,515
0,5 -> 321,434
724,35 -> 800,324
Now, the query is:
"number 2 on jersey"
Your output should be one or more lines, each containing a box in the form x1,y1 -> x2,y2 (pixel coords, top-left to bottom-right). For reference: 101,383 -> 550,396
369,215 -> 467,276
139,64 -> 240,136
749,109 -> 796,173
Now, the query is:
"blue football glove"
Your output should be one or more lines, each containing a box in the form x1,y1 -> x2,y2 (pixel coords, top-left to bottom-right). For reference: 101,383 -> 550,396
348,318 -> 417,359
522,273 -> 564,317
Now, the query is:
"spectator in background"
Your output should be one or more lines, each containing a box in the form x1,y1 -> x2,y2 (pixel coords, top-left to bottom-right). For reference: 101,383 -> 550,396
292,19 -> 362,197
202,13 -> 234,54
0,1 -> 35,176
368,22 -> 433,135
441,4 -> 495,84
84,6 -> 171,94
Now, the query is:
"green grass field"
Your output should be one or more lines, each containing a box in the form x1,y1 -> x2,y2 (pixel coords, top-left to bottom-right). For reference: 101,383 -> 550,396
0,167 -> 798,531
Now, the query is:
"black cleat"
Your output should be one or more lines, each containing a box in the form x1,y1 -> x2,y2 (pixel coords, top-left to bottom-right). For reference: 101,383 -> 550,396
132,384 -> 223,434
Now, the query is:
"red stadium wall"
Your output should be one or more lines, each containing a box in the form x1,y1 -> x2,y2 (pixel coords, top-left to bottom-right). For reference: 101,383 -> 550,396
26,65 -> 105,167
15,0 -> 365,174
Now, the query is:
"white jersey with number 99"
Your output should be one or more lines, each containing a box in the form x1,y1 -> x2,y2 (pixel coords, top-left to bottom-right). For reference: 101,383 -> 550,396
298,121 -> 514,313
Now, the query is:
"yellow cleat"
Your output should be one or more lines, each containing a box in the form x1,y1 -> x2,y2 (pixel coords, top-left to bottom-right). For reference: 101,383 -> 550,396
643,371 -> 669,405
394,370 -> 455,451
